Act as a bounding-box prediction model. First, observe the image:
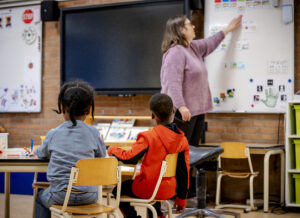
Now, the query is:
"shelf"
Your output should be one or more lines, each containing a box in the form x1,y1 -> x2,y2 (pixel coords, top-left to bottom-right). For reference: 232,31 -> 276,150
286,203 -> 300,207
287,169 -> 300,173
94,115 -> 152,120
84,114 -> 152,125
286,101 -> 300,207
288,135 -> 300,138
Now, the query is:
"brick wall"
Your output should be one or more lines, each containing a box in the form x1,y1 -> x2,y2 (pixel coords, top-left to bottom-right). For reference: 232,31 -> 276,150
0,0 -> 297,202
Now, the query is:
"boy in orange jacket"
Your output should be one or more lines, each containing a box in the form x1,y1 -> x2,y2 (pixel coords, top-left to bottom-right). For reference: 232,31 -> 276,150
108,93 -> 190,218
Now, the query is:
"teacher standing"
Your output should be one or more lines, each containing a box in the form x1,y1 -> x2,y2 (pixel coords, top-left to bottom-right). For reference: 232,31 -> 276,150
160,14 -> 242,145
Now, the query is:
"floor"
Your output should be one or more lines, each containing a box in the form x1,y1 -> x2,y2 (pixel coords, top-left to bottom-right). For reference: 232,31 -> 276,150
0,194 -> 300,218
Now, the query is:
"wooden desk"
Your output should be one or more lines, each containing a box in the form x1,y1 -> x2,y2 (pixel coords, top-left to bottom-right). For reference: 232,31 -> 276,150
200,143 -> 284,213
0,155 -> 48,218
0,154 -> 136,218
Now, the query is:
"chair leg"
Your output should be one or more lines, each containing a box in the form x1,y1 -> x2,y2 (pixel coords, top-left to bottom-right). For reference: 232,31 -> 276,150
147,204 -> 158,218
215,174 -> 223,206
111,211 -> 119,218
131,203 -> 158,218
107,193 -> 111,218
144,204 -> 158,218
249,175 -> 256,210
162,200 -> 172,218
32,187 -> 37,218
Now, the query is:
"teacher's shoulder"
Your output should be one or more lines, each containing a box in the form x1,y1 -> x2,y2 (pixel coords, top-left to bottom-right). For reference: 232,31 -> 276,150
165,44 -> 186,56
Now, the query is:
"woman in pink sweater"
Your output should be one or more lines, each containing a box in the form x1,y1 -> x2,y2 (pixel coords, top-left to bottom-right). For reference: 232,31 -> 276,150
160,14 -> 242,146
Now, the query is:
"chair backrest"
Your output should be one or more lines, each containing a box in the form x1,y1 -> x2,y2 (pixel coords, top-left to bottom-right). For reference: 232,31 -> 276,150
219,142 -> 254,173
164,153 -> 178,178
144,153 -> 179,202
220,142 -> 247,159
61,157 -> 121,213
73,157 -> 119,186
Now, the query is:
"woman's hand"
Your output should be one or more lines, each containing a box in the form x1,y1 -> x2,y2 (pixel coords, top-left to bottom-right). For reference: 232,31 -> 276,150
223,15 -> 242,35
178,105 -> 191,121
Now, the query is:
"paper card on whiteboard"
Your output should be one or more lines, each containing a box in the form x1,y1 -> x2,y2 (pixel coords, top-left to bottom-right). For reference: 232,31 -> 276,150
235,39 -> 249,50
268,60 -> 288,74
33,7 -> 40,23
237,2 -> 246,13
249,77 -> 292,111
262,0 -> 271,8
0,10 -> 11,16
245,0 -> 254,9
253,0 -> 262,8
24,56 -> 39,83
230,1 -> 238,9
243,20 -> 257,32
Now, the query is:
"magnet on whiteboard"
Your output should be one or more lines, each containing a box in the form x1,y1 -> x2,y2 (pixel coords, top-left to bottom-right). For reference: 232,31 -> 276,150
282,0 -> 293,24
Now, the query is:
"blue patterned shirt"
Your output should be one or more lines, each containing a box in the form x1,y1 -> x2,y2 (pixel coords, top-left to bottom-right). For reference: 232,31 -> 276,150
36,120 -> 106,192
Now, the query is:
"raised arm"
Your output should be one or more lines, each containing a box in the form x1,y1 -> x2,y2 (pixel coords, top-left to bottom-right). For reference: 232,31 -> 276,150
222,14 -> 243,36
192,15 -> 242,57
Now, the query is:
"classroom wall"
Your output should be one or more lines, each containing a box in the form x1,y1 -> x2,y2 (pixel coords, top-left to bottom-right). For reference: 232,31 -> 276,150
0,0 -> 289,148
0,0 -> 298,202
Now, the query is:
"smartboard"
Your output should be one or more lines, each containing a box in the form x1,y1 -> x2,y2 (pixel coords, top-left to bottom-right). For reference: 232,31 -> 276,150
204,0 -> 294,113
0,5 -> 42,112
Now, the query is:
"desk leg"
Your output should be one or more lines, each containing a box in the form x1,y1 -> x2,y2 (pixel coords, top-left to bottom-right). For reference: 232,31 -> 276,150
4,172 -> 10,218
263,150 -> 284,213
280,151 -> 285,206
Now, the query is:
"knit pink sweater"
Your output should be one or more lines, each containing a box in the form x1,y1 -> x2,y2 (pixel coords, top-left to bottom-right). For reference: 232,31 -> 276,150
160,31 -> 225,116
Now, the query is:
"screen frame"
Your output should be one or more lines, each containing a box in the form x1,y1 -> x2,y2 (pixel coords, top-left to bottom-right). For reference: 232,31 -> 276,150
60,0 -> 186,95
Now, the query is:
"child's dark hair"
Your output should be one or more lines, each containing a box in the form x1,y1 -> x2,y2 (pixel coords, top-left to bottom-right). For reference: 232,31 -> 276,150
54,80 -> 95,126
149,93 -> 173,122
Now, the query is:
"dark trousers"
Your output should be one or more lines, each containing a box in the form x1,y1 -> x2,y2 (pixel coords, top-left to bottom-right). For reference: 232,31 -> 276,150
174,111 -> 205,146
113,180 -> 162,218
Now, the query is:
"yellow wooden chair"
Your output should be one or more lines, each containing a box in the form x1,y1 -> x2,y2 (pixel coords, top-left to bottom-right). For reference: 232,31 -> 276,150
215,142 -> 259,212
120,153 -> 178,218
49,157 -> 122,218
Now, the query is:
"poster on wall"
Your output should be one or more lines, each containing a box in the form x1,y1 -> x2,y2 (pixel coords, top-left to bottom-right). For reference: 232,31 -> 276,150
205,0 -> 294,113
0,5 -> 42,112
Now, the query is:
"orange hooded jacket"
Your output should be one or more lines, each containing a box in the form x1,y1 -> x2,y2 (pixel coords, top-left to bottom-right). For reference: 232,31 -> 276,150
108,124 -> 190,206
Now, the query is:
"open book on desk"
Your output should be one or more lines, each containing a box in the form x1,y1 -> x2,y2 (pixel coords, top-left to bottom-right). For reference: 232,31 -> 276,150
127,127 -> 150,140
104,127 -> 150,145
111,119 -> 136,127
94,123 -> 111,140
105,127 -> 131,142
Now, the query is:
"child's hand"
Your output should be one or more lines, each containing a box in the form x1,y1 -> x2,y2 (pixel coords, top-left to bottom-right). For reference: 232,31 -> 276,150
173,203 -> 185,213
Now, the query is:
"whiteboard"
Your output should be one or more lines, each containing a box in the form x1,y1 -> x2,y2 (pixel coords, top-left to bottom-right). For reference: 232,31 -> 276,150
204,0 -> 294,113
0,5 -> 42,112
